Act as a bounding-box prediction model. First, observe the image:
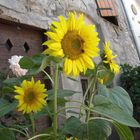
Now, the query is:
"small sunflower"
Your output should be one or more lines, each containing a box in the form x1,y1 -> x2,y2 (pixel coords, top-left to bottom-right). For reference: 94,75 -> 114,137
43,12 -> 100,76
103,42 -> 120,74
98,75 -> 110,84
66,137 -> 78,140
14,78 -> 47,114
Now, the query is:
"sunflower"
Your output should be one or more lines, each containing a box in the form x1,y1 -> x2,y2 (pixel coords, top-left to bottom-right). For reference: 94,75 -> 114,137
14,78 -> 47,114
43,12 -> 100,76
103,42 -> 120,74
66,137 -> 78,140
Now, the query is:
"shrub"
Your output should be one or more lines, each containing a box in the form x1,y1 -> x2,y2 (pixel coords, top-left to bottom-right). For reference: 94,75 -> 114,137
120,64 -> 140,122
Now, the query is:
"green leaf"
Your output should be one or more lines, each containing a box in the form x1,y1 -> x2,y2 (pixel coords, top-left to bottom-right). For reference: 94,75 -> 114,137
88,119 -> 112,140
47,89 -> 76,100
19,56 -> 34,69
27,54 -> 49,75
0,99 -> 17,117
10,124 -> 30,131
38,127 -> 54,140
98,84 -> 133,115
39,56 -> 50,71
2,86 -> 15,93
34,108 -> 49,119
2,76 -> 30,94
47,98 -> 68,113
62,116 -> 87,139
27,65 -> 41,75
113,121 -> 134,140
3,76 -> 29,86
47,56 -> 63,63
84,69 -> 95,77
0,124 -> 4,128
93,95 -> 140,127
34,106 -> 53,119
32,54 -> 49,71
47,89 -> 79,113
19,54 -> 49,75
32,54 -> 46,66
0,128 -> 15,140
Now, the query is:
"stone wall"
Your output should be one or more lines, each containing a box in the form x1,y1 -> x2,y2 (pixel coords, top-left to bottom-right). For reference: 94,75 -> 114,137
0,0 -> 139,117
0,0 -> 139,65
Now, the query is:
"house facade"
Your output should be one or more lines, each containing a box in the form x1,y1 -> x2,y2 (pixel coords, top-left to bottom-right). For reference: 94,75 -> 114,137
0,0 -> 140,119
0,0 -> 139,64
0,0 -> 140,139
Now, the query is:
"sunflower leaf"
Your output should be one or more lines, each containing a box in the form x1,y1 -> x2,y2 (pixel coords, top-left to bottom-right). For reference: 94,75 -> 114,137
98,84 -> 133,115
93,95 -> 140,127
32,54 -> 46,66
61,116 -> 87,139
19,56 -> 34,69
113,121 -> 134,140
88,119 -> 112,140
0,99 -> 17,117
47,89 -> 77,100
0,128 -> 15,140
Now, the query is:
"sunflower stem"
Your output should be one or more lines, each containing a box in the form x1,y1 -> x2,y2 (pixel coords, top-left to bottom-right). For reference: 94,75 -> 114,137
42,69 -> 54,86
53,64 -> 59,140
86,66 -> 98,122
28,133 -> 50,140
29,113 -> 35,136
9,128 -> 29,138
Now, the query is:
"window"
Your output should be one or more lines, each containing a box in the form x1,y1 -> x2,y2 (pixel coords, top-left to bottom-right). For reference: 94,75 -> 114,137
96,0 -> 118,25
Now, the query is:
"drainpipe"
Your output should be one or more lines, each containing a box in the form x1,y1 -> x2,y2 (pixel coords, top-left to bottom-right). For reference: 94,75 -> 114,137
120,0 -> 140,59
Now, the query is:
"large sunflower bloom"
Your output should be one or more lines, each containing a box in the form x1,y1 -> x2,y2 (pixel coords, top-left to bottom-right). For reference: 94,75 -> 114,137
14,78 -> 47,114
103,42 -> 120,74
43,12 -> 100,76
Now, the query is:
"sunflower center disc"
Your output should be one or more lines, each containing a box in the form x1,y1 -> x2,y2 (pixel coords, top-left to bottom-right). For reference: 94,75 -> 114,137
62,31 -> 84,59
24,91 -> 35,103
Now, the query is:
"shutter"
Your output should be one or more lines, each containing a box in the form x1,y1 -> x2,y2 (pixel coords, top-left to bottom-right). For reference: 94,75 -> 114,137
96,0 -> 118,17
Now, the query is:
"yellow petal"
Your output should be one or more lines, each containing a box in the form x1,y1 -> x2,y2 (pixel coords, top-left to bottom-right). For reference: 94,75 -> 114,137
21,80 -> 28,88
47,42 -> 61,51
82,54 -> 94,69
79,57 -> 87,73
75,59 -> 83,72
14,88 -> 24,95
42,48 -> 53,55
72,60 -> 79,76
58,15 -> 67,34
46,32 -> 60,41
51,49 -> 64,57
76,14 -> 84,30
42,40 -> 61,51
67,59 -> 73,75
67,12 -> 76,30
15,95 -> 23,100
63,58 -> 68,73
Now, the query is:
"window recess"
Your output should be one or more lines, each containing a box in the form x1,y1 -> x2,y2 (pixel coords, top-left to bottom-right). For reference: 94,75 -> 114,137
96,0 -> 119,25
